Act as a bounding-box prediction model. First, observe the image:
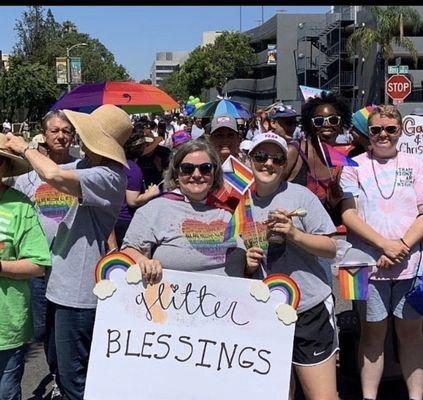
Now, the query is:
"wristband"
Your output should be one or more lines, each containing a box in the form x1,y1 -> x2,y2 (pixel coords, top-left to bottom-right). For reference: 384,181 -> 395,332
400,238 -> 410,249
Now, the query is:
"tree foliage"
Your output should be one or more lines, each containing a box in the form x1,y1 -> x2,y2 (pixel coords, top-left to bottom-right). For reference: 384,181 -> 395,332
1,6 -> 129,121
347,6 -> 421,66
161,31 -> 256,102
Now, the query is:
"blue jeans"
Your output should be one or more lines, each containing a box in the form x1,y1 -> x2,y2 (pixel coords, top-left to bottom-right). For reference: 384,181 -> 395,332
0,345 -> 26,400
53,303 -> 96,400
29,276 -> 47,342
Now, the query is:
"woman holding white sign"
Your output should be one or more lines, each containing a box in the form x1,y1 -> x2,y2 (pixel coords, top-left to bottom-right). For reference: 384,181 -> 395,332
121,139 -> 246,282
244,132 -> 339,400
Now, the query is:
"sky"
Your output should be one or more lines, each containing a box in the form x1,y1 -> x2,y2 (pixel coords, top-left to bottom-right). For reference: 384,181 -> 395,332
0,6 -> 330,81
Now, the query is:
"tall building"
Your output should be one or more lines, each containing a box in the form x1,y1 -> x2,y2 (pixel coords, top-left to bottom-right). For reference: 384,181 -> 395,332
202,31 -> 224,46
150,51 -> 190,86
224,6 -> 423,115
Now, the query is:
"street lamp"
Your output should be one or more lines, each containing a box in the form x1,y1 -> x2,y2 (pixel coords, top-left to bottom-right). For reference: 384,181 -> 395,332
67,43 -> 87,92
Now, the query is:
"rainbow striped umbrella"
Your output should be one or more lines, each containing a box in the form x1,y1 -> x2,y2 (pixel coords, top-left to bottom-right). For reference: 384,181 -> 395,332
191,98 -> 251,119
351,104 -> 377,137
50,81 -> 179,114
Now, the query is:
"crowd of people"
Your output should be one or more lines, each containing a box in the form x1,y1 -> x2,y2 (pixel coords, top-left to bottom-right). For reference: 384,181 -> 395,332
0,94 -> 421,400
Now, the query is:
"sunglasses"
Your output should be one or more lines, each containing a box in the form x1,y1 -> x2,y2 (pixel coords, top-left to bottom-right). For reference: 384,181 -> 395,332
179,162 -> 216,175
368,125 -> 401,136
311,115 -> 341,127
251,151 -> 286,166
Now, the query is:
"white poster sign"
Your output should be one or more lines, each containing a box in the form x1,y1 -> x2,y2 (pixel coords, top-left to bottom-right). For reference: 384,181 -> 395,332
398,115 -> 423,156
85,269 -> 296,400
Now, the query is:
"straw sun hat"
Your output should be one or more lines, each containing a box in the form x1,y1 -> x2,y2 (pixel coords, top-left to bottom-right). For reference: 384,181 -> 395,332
0,133 -> 31,177
63,104 -> 132,167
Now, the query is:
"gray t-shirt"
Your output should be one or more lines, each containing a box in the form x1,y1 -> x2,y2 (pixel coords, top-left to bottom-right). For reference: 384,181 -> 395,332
8,160 -> 79,245
244,182 -> 336,313
44,159 -> 126,309
122,192 -> 246,278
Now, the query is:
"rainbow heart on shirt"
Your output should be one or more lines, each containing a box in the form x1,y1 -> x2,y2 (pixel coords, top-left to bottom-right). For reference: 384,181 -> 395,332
182,219 -> 231,261
34,183 -> 76,222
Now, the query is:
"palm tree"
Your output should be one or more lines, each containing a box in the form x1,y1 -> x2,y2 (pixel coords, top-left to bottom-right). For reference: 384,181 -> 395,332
347,6 -> 421,104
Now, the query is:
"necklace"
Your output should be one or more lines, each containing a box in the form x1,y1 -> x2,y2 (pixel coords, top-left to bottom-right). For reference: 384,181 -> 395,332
370,150 -> 398,200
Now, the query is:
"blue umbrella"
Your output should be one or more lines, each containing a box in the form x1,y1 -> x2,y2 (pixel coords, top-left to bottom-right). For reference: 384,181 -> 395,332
191,98 -> 251,119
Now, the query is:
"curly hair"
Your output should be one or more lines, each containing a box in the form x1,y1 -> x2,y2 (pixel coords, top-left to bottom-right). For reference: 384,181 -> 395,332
368,105 -> 402,126
163,138 -> 223,192
301,92 -> 352,136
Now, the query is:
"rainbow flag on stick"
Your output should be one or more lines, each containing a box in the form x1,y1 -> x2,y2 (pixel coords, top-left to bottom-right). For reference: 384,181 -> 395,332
224,191 -> 254,240
222,155 -> 254,195
338,266 -> 369,300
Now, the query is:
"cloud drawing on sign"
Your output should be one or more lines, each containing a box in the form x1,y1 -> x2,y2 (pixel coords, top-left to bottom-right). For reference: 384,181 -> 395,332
250,281 -> 270,302
275,303 -> 298,325
126,264 -> 142,284
93,280 -> 117,300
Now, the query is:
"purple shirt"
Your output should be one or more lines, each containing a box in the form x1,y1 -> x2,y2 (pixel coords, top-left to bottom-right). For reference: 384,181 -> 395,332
119,159 -> 145,221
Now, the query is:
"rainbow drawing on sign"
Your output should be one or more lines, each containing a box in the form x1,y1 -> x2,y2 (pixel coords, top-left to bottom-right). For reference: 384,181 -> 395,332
95,252 -> 135,283
263,273 -> 301,310
93,252 -> 137,300
338,266 -> 369,300
222,155 -> 254,195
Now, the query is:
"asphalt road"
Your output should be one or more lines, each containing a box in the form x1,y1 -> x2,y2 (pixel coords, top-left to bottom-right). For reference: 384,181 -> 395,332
21,278 -> 409,400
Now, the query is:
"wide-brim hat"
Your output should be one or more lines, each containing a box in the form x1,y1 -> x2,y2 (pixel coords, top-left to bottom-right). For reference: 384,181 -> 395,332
0,134 -> 32,177
63,104 -> 132,167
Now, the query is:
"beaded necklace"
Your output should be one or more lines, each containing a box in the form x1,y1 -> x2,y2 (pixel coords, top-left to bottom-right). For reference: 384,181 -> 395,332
370,150 -> 398,200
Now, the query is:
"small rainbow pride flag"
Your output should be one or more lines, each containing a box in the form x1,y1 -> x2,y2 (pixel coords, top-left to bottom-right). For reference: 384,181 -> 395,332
222,155 -> 254,195
224,191 -> 253,240
321,142 -> 358,168
338,266 -> 369,300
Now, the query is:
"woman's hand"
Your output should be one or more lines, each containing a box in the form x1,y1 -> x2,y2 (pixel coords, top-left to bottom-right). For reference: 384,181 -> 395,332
146,184 -> 160,198
380,239 -> 409,262
138,258 -> 162,285
5,133 -> 29,156
376,254 -> 395,269
265,209 -> 296,241
246,247 -> 264,275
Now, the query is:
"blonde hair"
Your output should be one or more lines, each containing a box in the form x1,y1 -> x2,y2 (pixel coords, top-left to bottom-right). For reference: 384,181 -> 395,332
368,105 -> 402,126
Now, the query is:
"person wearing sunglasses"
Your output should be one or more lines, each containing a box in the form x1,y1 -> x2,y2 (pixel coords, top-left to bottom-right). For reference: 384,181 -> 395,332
283,92 -> 351,227
244,132 -> 339,400
340,105 -> 423,400
122,139 -> 246,284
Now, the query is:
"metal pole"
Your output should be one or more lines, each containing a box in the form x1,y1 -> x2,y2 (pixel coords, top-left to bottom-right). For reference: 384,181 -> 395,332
262,6 -> 264,25
67,47 -> 71,92
239,6 -> 242,32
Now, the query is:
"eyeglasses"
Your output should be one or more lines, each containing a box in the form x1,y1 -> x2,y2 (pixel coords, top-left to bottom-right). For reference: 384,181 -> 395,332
368,125 -> 401,136
47,128 -> 75,137
251,151 -> 286,166
179,162 -> 216,175
311,115 -> 341,127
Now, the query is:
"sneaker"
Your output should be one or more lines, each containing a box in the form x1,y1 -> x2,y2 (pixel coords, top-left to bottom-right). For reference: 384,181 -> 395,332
50,382 -> 62,400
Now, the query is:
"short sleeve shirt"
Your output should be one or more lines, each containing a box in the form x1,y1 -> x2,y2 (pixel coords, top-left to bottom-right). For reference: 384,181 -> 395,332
0,188 -> 51,350
340,151 -> 423,280
243,183 -> 336,313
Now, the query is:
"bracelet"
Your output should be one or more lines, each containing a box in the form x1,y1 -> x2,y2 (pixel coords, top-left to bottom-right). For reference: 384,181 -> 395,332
400,238 -> 410,249
22,145 -> 31,159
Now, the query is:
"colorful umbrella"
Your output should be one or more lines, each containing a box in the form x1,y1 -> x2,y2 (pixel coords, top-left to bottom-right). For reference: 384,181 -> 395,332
351,104 -> 377,137
191,98 -> 251,119
50,81 -> 179,114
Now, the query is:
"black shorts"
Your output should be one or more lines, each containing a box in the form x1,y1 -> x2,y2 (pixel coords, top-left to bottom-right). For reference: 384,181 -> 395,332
292,296 -> 339,366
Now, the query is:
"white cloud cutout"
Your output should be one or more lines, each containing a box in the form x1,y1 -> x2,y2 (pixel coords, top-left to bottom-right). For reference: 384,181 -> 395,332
275,303 -> 298,325
250,281 -> 270,303
126,264 -> 142,284
93,280 -> 117,300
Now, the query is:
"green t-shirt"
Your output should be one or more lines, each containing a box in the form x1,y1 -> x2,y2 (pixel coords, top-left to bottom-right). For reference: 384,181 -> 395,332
0,187 -> 51,350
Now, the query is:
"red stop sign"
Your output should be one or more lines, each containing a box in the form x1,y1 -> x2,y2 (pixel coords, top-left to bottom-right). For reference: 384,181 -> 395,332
386,74 -> 412,101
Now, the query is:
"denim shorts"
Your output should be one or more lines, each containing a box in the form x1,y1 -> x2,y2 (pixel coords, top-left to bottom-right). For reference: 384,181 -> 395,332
356,279 -> 422,322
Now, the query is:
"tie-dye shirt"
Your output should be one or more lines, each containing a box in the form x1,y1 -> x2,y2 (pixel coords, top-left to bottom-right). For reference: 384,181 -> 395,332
340,151 -> 423,280
122,192 -> 246,278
